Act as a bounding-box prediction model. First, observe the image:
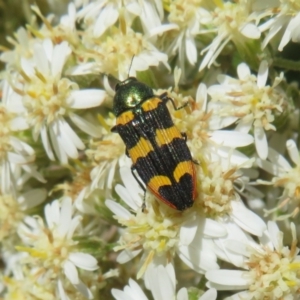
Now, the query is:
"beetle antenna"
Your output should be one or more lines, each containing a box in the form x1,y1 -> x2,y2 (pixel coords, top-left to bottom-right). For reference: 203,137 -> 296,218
127,55 -> 135,78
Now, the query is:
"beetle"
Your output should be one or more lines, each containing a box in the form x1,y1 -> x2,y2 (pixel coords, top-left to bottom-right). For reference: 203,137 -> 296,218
111,77 -> 196,211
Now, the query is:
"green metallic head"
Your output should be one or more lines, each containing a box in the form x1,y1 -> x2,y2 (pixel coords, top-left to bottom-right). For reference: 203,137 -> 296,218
113,77 -> 154,116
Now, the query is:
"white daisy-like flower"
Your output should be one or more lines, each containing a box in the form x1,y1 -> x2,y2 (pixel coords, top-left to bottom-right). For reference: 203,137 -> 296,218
199,0 -> 261,71
30,4 -> 80,49
0,80 -> 45,195
159,0 -> 210,72
76,0 -> 163,37
0,27 -> 34,68
0,189 -> 46,242
194,155 -> 266,238
258,0 -> 300,51
106,165 -> 223,278
208,60 -> 289,160
257,139 -> 300,219
206,221 -> 300,300
9,39 -> 106,164
70,114 -> 126,214
74,24 -> 169,80
112,263 -> 217,300
17,196 -> 99,299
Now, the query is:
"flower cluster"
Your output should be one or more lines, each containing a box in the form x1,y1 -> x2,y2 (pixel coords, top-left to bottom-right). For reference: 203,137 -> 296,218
0,0 -> 299,299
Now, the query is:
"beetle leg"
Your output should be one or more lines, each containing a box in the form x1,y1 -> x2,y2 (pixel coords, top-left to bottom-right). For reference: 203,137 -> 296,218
131,166 -> 147,211
192,158 -> 200,165
181,132 -> 187,141
160,93 -> 189,110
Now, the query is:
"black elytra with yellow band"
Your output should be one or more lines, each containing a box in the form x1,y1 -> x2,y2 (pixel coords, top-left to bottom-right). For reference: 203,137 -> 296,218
112,77 -> 196,211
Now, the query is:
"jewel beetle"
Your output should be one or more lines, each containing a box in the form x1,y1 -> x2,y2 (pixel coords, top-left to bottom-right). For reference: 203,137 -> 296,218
111,77 -> 196,211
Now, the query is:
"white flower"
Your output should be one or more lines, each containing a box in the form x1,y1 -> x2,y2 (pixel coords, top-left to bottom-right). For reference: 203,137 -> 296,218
0,80 -> 45,195
258,0 -> 300,51
0,189 -> 46,242
73,24 -> 169,80
76,0 -> 163,37
9,39 -> 106,163
257,139 -> 300,219
199,0 -> 261,71
208,61 -> 288,160
194,156 -> 266,237
0,27 -> 34,68
112,263 -> 217,300
156,0 -> 209,75
74,114 -> 126,214
206,221 -> 300,300
106,165 -> 222,278
17,196 -> 99,299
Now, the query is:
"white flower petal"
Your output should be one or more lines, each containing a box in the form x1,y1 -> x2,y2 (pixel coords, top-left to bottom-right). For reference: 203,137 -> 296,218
254,126 -> 268,160
105,199 -> 132,220
34,43 -> 49,76
149,24 -> 179,37
69,113 -> 102,138
286,139 -> 300,165
124,278 -> 148,300
178,241 -> 219,273
7,152 -> 33,164
112,289 -> 133,300
237,63 -> 250,80
10,116 -> 29,131
214,222 -> 249,267
177,288 -> 188,300
206,270 -> 251,288
19,188 -> 47,210
117,249 -> 142,264
267,221 -> 281,251
58,196 -> 73,237
231,201 -> 266,237
57,279 -> 69,300
21,57 -> 34,77
185,37 -> 197,65
9,137 -> 34,156
93,4 -> 119,37
51,41 -> 71,77
261,20 -> 282,49
180,216 -> 198,245
68,252 -> 98,271
203,219 -> 227,238
268,147 -> 291,171
119,166 -> 144,205
115,185 -> 141,211
210,130 -> 253,148
66,215 -> 82,239
148,264 -> 175,300
45,200 -> 60,228
64,260 -> 79,284
240,23 -> 260,39
199,288 -> 217,300
41,125 -> 55,161
49,122 -> 68,164
67,89 -> 106,109
257,60 -> 268,88
42,38 -> 53,62
256,157 -> 280,176
196,83 -> 207,112
74,280 -> 93,299
235,119 -> 252,133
